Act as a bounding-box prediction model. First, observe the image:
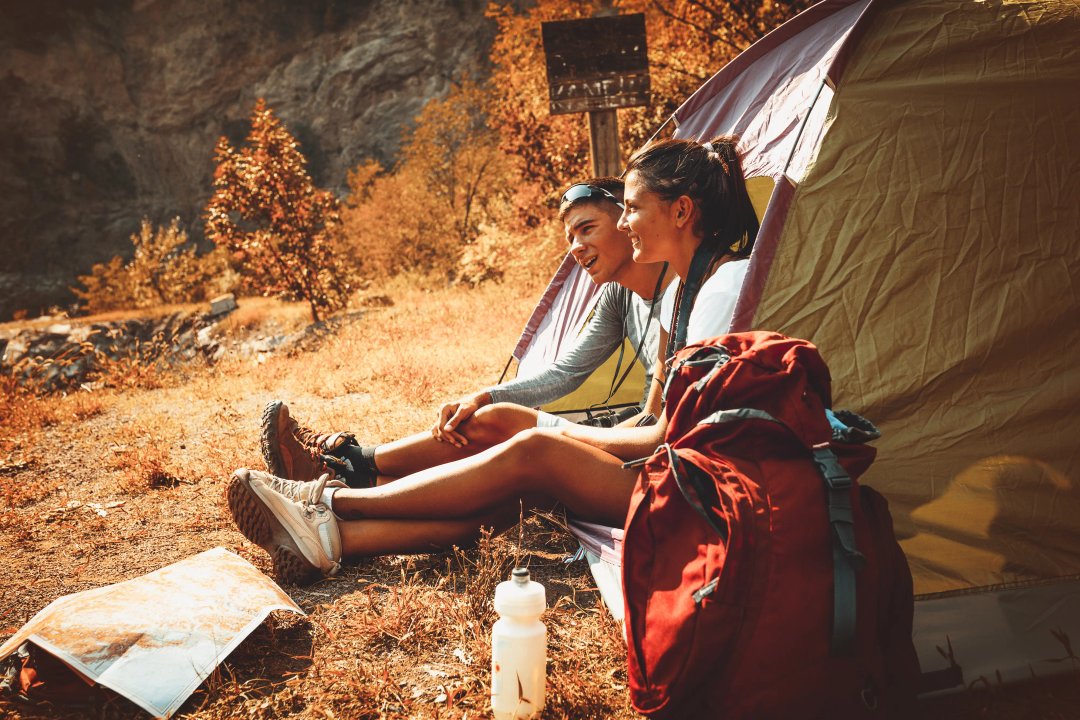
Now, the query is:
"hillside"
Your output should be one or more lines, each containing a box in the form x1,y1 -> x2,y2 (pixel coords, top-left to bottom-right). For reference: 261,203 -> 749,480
0,0 -> 498,318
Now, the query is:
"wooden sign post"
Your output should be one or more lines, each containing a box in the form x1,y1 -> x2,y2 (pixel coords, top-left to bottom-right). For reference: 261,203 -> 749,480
541,14 -> 650,178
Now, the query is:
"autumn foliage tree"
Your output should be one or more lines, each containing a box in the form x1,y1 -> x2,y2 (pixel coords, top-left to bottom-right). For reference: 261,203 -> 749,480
485,0 -> 811,215
339,81 -> 523,282
206,99 -> 350,321
337,2 -> 808,287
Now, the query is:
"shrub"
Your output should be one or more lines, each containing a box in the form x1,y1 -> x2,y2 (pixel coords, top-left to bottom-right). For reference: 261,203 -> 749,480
72,217 -> 233,314
456,221 -> 564,287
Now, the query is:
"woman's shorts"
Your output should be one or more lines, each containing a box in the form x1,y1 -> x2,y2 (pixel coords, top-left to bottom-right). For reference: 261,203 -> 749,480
536,411 -> 573,429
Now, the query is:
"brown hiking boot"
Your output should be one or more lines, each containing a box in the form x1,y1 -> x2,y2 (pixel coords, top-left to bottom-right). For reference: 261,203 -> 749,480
261,400 -> 357,482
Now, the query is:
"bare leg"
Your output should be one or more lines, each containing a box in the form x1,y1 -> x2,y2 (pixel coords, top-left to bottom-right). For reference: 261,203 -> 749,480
338,503 -> 550,558
372,403 -> 540,477
332,428 -> 636,561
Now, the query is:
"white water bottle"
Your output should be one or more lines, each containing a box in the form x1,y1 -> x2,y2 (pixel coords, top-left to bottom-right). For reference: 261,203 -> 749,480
491,567 -> 547,719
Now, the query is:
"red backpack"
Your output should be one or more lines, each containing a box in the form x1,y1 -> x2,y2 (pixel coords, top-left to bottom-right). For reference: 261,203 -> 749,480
622,332 -> 919,719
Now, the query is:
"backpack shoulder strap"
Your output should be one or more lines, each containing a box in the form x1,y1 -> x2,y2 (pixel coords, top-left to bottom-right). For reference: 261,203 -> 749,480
699,407 -> 866,656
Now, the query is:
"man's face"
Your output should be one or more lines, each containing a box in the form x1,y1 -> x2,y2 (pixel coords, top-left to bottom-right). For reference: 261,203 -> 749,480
563,202 -> 634,286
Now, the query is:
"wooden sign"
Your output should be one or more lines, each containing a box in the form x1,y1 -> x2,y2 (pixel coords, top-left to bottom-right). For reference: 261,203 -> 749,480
541,14 -> 650,116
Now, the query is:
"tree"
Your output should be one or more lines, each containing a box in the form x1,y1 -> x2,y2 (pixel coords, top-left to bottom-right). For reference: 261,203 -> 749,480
205,99 -> 350,322
401,80 -> 518,247
485,0 -> 812,213
339,80 -> 523,281
339,3 -> 810,288
486,1 -> 599,227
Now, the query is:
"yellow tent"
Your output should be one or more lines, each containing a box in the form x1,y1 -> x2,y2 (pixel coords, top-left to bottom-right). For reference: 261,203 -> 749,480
674,0 -> 1080,691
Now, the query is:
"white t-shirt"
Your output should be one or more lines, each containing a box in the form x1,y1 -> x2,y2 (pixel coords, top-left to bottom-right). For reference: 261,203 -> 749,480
660,258 -> 749,346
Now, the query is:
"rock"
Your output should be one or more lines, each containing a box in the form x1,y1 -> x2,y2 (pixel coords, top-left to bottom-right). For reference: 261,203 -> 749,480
209,293 -> 237,317
68,325 -> 92,343
1,310 -> 218,391
198,340 -> 224,364
0,302 -> 364,390
246,336 -> 285,355
2,337 -> 27,366
0,0 -> 507,319
25,333 -> 70,360
196,325 -> 216,348
173,329 -> 196,355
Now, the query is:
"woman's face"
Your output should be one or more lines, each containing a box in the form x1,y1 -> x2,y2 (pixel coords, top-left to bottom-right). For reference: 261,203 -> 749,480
618,170 -> 679,265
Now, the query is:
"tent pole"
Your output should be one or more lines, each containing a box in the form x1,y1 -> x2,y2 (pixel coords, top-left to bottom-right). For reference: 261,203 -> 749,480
496,354 -> 515,385
782,79 -> 828,176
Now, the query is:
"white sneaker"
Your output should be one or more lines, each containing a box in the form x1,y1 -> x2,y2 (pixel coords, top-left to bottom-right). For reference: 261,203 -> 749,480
227,468 -> 343,585
241,468 -> 347,504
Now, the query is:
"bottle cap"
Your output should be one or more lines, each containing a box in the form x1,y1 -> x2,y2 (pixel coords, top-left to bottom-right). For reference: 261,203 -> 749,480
495,567 -> 546,616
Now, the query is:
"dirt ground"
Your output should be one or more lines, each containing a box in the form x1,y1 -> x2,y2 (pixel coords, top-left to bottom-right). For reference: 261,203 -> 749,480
1,283 -> 1078,719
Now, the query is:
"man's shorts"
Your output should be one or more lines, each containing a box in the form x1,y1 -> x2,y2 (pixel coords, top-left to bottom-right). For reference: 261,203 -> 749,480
536,411 -> 573,429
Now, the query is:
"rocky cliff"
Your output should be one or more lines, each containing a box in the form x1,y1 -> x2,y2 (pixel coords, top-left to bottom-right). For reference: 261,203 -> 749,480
0,0 -> 498,319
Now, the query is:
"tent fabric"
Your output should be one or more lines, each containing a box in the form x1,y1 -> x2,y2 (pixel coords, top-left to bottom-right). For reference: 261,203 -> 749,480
566,519 -> 625,621
663,0 -> 1080,689
510,254 -> 646,414
670,0 -> 875,331
746,0 -> 1080,595
673,0 -> 874,180
515,0 -> 1079,688
512,254 -> 601,370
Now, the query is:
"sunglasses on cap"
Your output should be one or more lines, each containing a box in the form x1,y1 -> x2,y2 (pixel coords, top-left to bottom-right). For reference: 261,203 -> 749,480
560,184 -> 625,210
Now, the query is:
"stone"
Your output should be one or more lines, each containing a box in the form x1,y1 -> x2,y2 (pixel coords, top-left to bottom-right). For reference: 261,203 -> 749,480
2,337 -> 27,366
209,294 -> 237,317
0,0 -> 507,319
196,325 -> 216,347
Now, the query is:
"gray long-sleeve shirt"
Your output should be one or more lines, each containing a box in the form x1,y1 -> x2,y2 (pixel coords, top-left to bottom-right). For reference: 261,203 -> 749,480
485,282 -> 665,409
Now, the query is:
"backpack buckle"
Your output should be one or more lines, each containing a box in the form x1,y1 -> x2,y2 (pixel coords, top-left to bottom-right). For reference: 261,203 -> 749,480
812,445 -> 851,490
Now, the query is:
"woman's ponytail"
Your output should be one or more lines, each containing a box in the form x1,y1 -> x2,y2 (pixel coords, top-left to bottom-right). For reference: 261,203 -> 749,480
705,136 -> 758,259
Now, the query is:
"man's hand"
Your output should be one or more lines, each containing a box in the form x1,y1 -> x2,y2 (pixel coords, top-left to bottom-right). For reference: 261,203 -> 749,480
432,391 -> 492,447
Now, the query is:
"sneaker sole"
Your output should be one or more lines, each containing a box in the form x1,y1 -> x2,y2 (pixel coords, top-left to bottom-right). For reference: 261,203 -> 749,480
260,400 -> 287,478
227,472 -> 321,586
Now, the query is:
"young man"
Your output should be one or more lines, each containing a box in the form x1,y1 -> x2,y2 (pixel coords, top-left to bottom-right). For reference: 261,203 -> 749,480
260,178 -> 672,489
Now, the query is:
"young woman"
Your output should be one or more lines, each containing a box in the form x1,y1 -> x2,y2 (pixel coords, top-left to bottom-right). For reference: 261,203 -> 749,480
226,137 -> 760,585
620,136 -> 758,371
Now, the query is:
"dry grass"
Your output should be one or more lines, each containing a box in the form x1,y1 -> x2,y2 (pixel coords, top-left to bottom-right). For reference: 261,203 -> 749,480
1,276 -> 1078,719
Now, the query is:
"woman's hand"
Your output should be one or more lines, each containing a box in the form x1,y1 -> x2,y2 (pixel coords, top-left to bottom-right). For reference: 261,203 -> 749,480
431,391 -> 492,447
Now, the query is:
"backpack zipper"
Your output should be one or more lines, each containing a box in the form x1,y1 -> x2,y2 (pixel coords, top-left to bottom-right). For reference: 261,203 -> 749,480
692,577 -> 719,605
